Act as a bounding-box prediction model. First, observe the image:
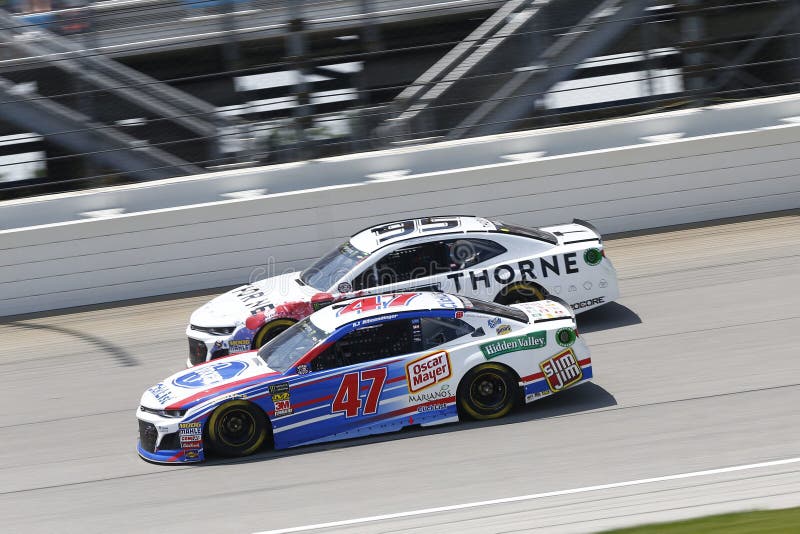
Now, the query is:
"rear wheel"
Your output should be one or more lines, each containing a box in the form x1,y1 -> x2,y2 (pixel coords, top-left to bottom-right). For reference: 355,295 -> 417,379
495,283 -> 546,305
253,318 -> 295,349
206,400 -> 269,457
457,363 -> 519,420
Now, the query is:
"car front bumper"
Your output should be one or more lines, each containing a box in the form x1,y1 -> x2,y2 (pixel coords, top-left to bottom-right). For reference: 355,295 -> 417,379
137,408 -> 205,464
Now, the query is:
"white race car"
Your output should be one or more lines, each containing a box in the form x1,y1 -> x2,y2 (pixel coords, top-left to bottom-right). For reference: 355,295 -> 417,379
186,216 -> 618,365
140,292 -> 592,463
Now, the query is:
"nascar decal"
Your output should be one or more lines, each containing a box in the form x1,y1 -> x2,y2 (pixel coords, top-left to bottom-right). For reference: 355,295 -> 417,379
178,422 -> 202,449
269,383 -> 293,416
336,293 -> 419,316
540,349 -> 583,392
445,253 -> 580,291
481,331 -> 547,359
173,361 -> 249,389
406,351 -> 451,393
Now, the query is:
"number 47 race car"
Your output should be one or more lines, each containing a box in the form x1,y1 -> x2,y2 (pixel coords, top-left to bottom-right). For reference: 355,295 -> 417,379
138,292 -> 593,463
186,215 -> 618,366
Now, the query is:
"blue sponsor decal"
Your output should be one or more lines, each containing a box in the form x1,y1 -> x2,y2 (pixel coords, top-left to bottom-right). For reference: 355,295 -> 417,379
173,360 -> 249,389
487,317 -> 501,328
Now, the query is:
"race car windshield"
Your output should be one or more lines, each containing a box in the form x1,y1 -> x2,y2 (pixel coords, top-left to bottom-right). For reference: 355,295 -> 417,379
300,241 -> 367,291
458,296 -> 530,324
258,318 -> 327,372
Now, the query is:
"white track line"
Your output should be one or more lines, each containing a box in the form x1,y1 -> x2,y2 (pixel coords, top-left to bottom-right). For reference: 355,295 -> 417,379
253,456 -> 800,534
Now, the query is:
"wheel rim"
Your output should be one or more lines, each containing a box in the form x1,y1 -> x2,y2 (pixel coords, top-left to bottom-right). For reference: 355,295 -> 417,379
217,408 -> 256,447
504,285 -> 543,304
469,372 -> 508,411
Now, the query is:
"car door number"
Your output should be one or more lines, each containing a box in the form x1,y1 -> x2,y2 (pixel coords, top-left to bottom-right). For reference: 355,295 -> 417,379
332,368 -> 388,418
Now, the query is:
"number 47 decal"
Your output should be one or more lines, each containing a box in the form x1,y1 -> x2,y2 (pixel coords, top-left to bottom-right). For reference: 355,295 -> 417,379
332,368 -> 387,418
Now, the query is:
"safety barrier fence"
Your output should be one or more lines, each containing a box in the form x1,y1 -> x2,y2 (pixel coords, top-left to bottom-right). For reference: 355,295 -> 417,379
2,100 -> 798,316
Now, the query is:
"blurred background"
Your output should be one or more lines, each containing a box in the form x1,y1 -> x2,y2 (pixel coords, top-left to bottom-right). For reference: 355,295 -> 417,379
0,0 -> 797,199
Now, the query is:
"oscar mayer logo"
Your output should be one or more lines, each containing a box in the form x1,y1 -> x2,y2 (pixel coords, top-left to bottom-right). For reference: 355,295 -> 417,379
406,351 -> 451,393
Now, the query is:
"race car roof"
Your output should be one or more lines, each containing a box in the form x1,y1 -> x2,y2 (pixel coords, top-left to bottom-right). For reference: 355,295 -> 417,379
309,292 -> 463,332
350,216 -> 497,253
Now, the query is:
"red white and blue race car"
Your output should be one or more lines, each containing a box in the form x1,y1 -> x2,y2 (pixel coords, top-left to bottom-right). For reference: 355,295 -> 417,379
186,216 -> 618,366
139,292 -> 592,463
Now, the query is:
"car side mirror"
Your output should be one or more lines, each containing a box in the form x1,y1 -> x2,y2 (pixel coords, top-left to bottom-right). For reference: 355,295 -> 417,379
471,327 -> 485,337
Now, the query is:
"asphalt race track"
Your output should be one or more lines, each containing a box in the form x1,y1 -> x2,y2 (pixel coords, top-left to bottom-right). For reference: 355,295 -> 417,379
2,211 -> 799,533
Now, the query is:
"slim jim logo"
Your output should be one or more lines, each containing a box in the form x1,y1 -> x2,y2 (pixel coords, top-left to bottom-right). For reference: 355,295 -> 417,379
406,351 -> 451,393
540,349 -> 583,392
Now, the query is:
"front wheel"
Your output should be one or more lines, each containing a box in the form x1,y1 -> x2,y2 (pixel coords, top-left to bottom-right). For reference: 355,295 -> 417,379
253,319 -> 295,349
495,283 -> 546,305
206,400 -> 269,457
457,363 -> 519,420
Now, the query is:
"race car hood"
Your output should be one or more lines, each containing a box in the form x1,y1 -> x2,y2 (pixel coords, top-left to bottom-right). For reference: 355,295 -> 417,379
511,300 -> 574,323
140,352 -> 279,410
190,271 -> 316,327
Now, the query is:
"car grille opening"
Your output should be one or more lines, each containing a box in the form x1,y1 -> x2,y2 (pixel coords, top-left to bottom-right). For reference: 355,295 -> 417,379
139,420 -> 157,453
211,348 -> 229,360
188,338 -> 207,365
158,432 -> 181,451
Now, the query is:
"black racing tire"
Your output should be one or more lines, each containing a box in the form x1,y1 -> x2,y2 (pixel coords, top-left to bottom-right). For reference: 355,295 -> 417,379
206,400 -> 270,457
252,318 -> 295,349
457,363 -> 519,420
495,282 -> 546,305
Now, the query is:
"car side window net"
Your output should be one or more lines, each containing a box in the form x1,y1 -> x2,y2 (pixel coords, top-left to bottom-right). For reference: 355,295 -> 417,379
445,239 -> 507,270
419,317 -> 475,350
311,318 -> 418,371
352,239 -> 507,290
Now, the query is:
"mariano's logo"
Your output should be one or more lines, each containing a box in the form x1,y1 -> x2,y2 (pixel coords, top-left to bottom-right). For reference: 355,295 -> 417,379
173,361 -> 249,389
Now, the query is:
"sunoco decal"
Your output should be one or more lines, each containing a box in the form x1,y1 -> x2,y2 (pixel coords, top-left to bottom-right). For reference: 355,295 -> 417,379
480,331 -> 547,359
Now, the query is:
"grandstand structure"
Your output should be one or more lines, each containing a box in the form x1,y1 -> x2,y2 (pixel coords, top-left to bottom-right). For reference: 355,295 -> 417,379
0,0 -> 797,197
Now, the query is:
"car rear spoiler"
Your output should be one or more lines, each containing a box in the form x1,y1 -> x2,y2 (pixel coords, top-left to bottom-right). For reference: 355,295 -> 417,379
541,294 -> 576,320
572,218 -> 602,244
